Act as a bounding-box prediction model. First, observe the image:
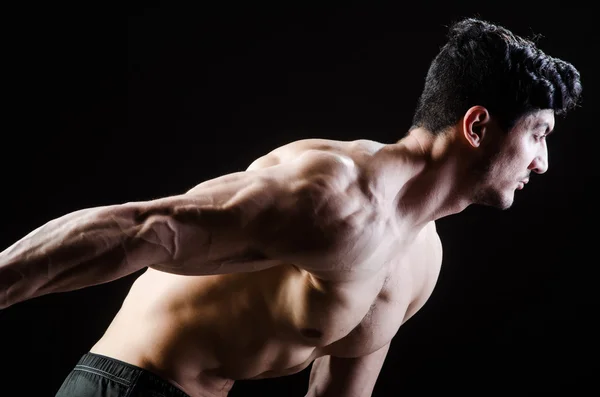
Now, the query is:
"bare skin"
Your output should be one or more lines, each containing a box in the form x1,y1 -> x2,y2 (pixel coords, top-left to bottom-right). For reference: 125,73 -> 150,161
90,138 -> 443,397
0,106 -> 552,397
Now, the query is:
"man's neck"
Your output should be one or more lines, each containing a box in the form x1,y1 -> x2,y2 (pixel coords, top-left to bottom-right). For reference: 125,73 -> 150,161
372,128 -> 474,228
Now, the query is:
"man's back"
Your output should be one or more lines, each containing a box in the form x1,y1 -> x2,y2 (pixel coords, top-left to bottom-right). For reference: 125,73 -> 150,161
90,139 -> 443,396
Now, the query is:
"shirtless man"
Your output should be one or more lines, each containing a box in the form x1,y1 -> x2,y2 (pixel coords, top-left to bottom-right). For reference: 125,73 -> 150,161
0,18 -> 582,397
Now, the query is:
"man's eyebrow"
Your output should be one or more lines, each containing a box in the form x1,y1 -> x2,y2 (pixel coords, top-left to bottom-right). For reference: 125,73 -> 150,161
533,121 -> 553,135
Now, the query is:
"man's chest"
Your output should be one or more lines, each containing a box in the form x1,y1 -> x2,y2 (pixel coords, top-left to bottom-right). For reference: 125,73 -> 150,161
311,226 -> 442,358
315,261 -> 414,358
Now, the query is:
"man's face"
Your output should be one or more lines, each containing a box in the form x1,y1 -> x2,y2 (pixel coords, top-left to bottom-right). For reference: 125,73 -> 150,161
472,109 -> 554,209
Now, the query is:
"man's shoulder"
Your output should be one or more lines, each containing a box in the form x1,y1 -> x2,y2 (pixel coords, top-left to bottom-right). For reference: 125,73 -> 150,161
256,138 -> 384,163
424,221 -> 443,258
406,222 -> 443,270
249,138 -> 379,187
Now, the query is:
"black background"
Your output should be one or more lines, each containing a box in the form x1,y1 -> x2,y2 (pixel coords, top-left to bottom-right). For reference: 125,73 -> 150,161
0,2 -> 598,396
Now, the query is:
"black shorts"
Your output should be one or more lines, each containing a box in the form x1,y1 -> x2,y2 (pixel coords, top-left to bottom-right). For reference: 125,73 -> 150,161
55,352 -> 190,397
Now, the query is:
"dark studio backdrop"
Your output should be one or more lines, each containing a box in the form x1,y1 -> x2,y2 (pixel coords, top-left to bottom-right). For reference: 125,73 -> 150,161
0,2 -> 597,396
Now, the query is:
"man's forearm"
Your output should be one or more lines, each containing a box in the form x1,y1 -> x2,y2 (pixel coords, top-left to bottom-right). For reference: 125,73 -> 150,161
0,202 -> 174,309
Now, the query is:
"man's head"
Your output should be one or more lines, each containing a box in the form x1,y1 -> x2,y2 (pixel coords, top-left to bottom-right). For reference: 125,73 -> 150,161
411,18 -> 582,209
467,106 -> 554,209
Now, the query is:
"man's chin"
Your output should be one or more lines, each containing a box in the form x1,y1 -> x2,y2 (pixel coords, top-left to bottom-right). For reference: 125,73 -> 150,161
474,188 -> 514,210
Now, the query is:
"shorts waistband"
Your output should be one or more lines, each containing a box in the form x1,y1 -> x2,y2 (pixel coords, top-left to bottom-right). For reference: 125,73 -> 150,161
76,352 -> 190,396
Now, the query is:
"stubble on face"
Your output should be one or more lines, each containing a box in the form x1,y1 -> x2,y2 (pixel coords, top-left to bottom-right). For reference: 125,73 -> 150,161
470,144 -> 515,210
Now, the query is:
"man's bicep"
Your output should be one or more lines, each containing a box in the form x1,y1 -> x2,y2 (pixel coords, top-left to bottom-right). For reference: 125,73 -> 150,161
148,171 -> 290,274
150,157 -> 334,274
307,344 -> 391,397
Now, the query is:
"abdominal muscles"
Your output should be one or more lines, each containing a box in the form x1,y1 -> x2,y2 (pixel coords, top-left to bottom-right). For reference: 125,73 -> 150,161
93,259 -> 402,389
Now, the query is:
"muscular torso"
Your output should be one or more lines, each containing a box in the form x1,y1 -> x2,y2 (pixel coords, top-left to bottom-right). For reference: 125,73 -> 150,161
90,139 -> 442,396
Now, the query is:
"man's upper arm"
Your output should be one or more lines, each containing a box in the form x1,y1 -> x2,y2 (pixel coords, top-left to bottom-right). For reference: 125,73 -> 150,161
150,150 -> 351,275
307,344 -> 391,397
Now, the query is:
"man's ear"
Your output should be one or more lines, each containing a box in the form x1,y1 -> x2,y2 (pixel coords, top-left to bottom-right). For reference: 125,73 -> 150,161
462,106 -> 491,148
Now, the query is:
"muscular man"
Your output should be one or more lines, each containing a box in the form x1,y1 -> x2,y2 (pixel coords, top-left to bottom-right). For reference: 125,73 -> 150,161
0,18 -> 582,397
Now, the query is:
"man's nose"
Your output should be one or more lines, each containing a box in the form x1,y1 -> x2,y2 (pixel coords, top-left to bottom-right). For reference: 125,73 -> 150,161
529,144 -> 548,174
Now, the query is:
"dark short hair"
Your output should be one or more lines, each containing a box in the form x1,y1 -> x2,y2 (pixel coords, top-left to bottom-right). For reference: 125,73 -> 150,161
411,18 -> 582,134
